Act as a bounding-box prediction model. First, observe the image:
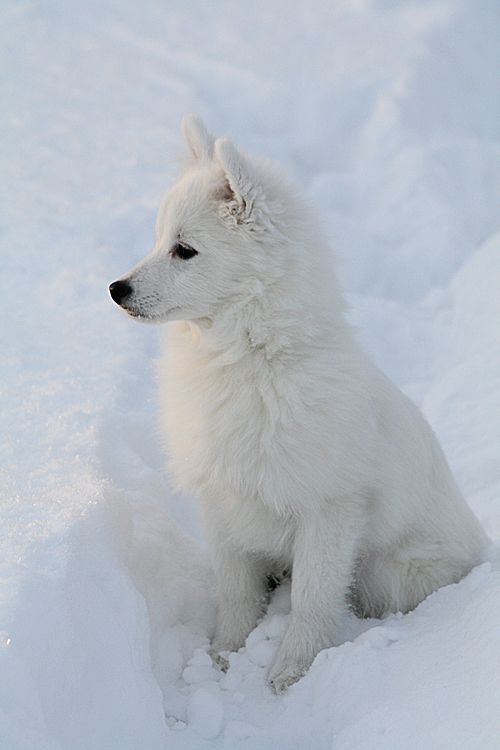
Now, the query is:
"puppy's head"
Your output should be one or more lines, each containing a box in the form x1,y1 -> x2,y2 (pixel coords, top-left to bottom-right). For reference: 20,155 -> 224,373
109,116 -> 290,323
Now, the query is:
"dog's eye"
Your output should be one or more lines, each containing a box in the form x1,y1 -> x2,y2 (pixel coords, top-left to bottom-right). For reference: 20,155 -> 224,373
171,242 -> 198,260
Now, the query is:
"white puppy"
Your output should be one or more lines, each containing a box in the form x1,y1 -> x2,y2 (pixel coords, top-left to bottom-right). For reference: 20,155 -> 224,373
110,116 -> 489,693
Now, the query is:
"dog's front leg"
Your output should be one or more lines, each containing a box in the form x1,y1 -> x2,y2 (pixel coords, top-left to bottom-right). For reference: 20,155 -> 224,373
210,537 -> 268,667
268,499 -> 363,693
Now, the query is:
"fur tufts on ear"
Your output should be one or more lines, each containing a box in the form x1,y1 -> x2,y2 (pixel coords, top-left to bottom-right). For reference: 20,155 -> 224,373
214,138 -> 257,218
181,114 -> 214,161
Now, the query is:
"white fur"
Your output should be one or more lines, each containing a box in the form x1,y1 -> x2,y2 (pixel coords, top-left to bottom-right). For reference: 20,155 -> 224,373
112,115 -> 489,693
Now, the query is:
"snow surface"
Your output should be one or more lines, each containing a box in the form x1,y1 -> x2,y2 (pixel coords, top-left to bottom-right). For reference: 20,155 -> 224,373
1,1 -> 500,748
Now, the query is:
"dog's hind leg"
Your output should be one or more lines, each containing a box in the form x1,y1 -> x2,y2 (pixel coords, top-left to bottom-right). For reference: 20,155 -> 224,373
354,546 -> 476,618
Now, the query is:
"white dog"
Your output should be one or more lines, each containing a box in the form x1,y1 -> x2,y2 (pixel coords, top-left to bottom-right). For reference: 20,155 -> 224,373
109,116 -> 489,693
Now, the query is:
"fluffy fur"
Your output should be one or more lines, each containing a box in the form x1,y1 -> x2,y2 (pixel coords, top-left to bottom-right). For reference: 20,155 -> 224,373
110,115 -> 489,693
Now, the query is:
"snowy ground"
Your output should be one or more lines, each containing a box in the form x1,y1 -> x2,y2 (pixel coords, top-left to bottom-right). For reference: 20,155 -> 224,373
1,1 -> 500,748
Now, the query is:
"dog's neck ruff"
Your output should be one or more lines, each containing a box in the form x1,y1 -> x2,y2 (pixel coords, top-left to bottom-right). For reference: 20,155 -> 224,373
184,280 -> 351,370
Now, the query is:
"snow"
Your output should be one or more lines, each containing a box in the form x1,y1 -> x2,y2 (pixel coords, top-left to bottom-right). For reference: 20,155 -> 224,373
1,0 -> 499,748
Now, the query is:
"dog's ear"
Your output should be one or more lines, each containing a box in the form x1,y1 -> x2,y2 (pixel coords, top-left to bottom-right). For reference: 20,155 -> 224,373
181,114 -> 214,161
214,137 -> 257,220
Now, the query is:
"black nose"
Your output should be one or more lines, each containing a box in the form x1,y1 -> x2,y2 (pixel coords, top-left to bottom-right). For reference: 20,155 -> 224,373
109,280 -> 132,305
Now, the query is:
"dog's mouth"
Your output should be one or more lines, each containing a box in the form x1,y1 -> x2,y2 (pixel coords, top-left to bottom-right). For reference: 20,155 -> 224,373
123,305 -> 181,323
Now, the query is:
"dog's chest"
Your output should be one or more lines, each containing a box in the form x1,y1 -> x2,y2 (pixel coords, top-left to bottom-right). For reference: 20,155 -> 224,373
167,356 -> 283,493
162,328 -> 364,518
219,491 -> 296,559
163,332 -> 330,514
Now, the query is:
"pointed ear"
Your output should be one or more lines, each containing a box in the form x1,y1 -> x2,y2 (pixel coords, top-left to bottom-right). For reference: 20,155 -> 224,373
181,114 -> 214,161
214,137 -> 258,218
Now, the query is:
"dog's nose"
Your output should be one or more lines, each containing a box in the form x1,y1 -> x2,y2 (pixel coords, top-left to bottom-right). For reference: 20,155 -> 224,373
109,280 -> 132,305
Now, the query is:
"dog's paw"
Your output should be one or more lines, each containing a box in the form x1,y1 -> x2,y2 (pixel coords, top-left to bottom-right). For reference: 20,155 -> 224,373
210,650 -> 230,673
268,662 -> 305,694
